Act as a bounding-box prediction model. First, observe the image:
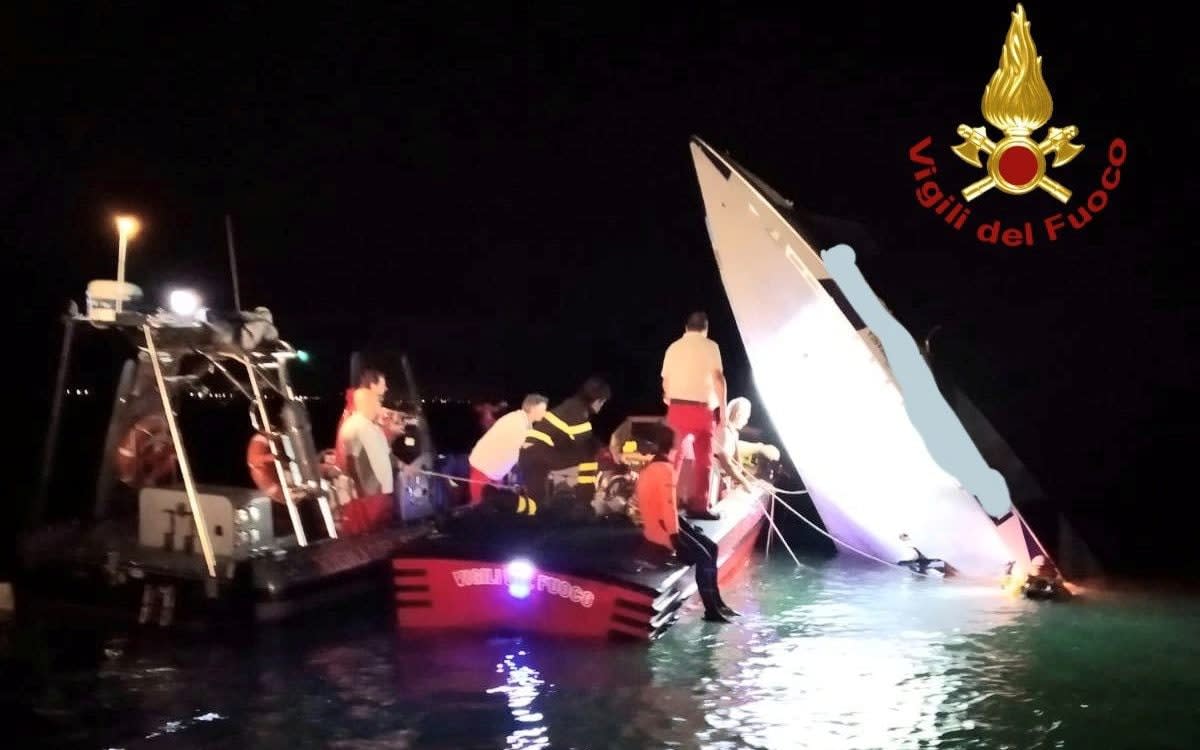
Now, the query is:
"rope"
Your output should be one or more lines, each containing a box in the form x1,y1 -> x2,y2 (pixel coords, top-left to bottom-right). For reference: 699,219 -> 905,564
722,464 -> 802,569
415,468 -> 519,492
766,486 -> 809,495
759,478 -> 1005,584
753,493 -> 805,569
767,488 -> 934,577
726,461 -> 935,578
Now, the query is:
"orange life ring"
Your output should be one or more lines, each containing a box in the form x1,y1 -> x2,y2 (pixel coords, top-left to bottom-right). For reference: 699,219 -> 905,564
115,414 -> 178,487
247,433 -> 284,502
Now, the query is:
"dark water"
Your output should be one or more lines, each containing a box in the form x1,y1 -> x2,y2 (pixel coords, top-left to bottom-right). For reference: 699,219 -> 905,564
5,554 -> 1198,750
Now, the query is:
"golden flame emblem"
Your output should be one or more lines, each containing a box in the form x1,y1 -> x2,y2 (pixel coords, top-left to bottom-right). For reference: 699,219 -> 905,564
951,4 -> 1084,202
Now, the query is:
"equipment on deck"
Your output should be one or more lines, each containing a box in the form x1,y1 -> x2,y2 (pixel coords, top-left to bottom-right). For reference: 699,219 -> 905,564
86,280 -> 143,322
138,486 -> 275,560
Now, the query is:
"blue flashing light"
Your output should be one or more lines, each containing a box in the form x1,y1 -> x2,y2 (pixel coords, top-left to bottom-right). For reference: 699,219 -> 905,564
506,558 -> 536,599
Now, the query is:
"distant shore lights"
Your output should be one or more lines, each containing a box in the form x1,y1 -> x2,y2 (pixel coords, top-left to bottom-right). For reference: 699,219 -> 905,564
114,214 -> 141,312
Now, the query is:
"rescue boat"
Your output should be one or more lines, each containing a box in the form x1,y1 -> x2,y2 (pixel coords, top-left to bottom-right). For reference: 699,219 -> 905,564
392,416 -> 776,641
20,287 -> 438,627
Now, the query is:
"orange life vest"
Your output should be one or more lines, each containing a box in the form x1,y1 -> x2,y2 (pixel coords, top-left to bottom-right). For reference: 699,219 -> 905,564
247,433 -> 284,502
115,414 -> 177,487
635,459 -> 679,550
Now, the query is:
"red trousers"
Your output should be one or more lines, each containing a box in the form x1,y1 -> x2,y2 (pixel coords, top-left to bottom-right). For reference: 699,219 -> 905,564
468,466 -> 490,505
666,401 -> 716,513
340,493 -> 393,536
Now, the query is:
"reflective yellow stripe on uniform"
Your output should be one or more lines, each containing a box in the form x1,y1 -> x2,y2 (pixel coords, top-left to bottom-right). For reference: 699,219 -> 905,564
577,460 -> 598,484
525,429 -> 554,447
516,495 -> 539,515
544,412 -> 592,439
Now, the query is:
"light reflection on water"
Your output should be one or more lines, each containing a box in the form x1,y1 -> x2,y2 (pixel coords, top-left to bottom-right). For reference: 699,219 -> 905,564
6,554 -> 1200,749
487,650 -> 549,749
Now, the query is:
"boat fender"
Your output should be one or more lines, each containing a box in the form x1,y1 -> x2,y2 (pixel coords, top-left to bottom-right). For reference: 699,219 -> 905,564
247,433 -> 284,502
115,414 -> 178,487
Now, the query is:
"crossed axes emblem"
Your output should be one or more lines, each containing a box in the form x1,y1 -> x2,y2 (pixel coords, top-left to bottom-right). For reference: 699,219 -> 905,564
952,124 -> 1084,203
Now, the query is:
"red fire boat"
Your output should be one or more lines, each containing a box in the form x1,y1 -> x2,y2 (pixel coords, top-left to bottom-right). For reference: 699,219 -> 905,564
392,485 -> 767,641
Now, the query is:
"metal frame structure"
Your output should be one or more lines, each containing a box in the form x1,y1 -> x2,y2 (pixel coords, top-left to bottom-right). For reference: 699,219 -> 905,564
34,306 -> 338,579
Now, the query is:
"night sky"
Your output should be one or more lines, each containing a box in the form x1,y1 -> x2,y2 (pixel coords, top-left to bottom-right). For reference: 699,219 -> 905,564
4,5 -> 1184,573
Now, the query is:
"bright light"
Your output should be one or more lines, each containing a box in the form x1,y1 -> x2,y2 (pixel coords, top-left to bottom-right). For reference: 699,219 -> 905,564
114,215 -> 141,239
168,288 -> 201,317
113,215 -> 142,313
296,349 -> 310,363
506,558 -> 536,599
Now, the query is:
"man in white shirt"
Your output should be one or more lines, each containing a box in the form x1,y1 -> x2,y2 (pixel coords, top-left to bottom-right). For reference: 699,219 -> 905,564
710,397 -> 781,499
467,394 -> 549,505
337,387 -> 396,533
661,312 -> 727,519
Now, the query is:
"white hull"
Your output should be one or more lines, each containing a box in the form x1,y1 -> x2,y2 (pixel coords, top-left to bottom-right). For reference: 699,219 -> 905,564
689,137 -> 1026,577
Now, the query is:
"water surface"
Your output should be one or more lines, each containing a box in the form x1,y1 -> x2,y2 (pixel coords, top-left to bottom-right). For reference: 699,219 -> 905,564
6,554 -> 1198,749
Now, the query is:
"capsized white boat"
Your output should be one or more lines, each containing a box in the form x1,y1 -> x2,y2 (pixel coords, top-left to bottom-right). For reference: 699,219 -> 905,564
688,136 -> 1049,579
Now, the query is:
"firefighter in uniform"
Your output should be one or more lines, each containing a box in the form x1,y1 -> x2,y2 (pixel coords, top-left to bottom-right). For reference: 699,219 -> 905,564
517,376 -> 611,516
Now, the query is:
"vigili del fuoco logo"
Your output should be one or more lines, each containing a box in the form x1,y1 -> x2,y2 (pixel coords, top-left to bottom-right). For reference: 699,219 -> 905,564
907,4 -> 1127,247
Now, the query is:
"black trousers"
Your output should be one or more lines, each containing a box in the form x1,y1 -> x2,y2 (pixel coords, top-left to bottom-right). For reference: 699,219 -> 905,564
673,514 -> 722,613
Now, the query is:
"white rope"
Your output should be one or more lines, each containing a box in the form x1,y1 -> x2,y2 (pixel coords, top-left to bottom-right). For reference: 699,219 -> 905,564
767,488 -> 935,577
724,465 -> 802,569
753,493 -> 805,569
767,486 -> 809,495
415,469 -> 518,492
726,461 -> 934,578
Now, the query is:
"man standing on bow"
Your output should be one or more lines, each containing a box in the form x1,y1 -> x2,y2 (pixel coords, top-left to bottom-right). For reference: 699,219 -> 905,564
661,312 -> 727,520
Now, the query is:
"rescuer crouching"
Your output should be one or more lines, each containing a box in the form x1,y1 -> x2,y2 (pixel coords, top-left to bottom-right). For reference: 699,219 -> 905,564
635,422 -> 739,623
515,377 -> 611,520
710,397 -> 781,499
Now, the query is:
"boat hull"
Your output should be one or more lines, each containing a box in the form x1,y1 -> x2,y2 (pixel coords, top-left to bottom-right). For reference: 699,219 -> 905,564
393,488 -> 766,641
688,137 -> 1023,578
17,521 -> 430,628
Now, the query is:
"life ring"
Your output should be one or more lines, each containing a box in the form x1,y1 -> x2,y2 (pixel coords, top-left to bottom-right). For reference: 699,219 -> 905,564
115,414 -> 178,487
247,433 -> 284,502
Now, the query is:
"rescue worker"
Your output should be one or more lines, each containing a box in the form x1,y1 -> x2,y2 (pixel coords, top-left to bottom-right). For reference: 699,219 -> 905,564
1020,555 -> 1071,600
710,397 -> 781,498
334,368 -> 394,469
337,386 -> 395,534
661,312 -> 727,520
467,394 -> 549,505
897,533 -> 953,577
518,376 -> 610,516
636,422 -> 739,623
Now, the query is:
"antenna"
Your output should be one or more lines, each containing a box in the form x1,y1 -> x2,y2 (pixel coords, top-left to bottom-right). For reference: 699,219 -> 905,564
224,213 -> 242,311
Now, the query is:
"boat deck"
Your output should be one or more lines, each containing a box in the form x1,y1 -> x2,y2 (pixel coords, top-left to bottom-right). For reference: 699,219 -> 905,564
20,517 -> 432,625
